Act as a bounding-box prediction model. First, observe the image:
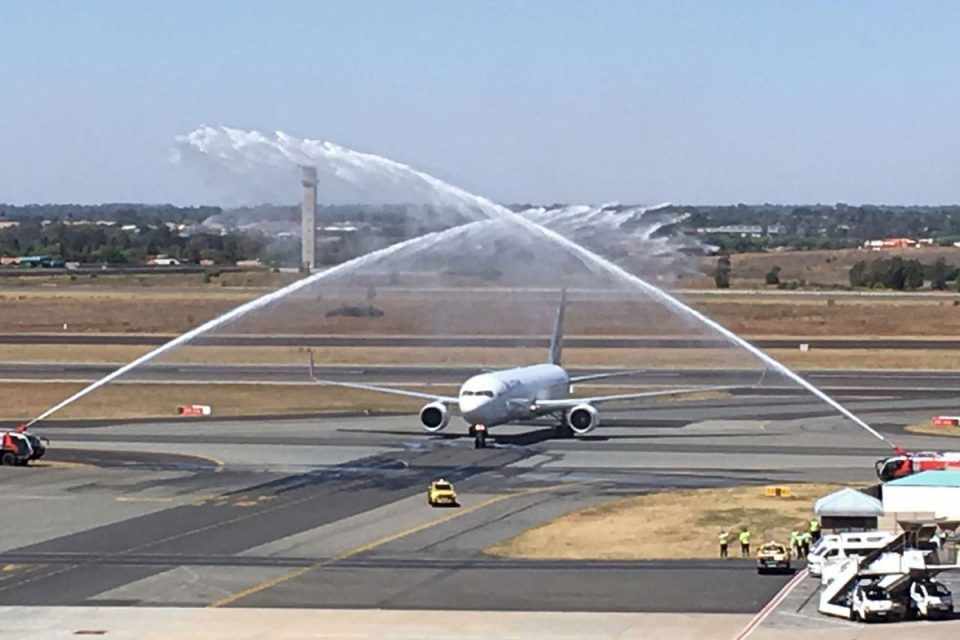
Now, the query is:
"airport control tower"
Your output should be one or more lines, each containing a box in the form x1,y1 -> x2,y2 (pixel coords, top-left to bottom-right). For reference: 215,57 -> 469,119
301,166 -> 317,271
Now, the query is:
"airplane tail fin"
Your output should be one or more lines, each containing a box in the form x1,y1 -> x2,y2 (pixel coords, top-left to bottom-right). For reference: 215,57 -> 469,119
548,289 -> 566,365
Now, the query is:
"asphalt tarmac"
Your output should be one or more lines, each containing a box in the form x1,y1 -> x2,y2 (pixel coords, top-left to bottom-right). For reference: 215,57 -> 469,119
2,381 -> 959,628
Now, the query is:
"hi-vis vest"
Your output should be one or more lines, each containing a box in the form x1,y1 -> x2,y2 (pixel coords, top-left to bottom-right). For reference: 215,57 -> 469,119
739,531 -> 751,544
719,532 -> 730,544
809,519 -> 821,533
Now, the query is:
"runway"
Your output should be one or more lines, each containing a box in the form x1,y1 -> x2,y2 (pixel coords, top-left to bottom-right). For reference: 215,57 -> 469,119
3,383 -> 960,637
5,362 -> 960,393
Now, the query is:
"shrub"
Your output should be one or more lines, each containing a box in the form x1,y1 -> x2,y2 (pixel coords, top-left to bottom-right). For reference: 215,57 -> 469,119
765,266 -> 781,285
714,255 -> 732,289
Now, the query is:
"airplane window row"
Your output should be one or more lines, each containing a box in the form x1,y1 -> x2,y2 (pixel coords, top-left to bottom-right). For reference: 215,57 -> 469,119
462,390 -> 495,397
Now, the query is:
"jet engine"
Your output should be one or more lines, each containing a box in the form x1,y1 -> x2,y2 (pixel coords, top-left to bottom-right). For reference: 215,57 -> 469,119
419,401 -> 450,432
566,404 -> 599,435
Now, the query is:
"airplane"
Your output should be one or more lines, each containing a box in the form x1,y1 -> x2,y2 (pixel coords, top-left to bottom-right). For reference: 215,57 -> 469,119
311,290 -> 735,448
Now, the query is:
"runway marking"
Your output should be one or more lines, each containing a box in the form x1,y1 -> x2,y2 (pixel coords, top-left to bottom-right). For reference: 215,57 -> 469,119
732,568 -> 808,640
209,484 -> 571,608
114,496 -> 175,503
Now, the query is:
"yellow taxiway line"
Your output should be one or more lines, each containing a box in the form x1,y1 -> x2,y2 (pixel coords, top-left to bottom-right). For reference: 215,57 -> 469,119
210,484 -> 570,608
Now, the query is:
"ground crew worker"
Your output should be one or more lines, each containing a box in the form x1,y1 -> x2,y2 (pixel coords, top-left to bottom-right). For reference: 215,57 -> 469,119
789,530 -> 800,558
739,528 -> 751,557
809,518 -> 821,543
799,531 -> 812,559
719,530 -> 730,558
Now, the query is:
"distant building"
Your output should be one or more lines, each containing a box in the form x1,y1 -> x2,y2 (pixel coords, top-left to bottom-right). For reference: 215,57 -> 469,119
863,238 -> 918,250
19,255 -> 64,268
696,224 -> 782,238
121,224 -> 140,234
0,219 -> 19,230
0,256 -> 19,266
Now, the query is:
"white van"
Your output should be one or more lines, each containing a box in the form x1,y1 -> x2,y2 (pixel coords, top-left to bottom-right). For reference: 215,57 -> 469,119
808,532 -> 898,578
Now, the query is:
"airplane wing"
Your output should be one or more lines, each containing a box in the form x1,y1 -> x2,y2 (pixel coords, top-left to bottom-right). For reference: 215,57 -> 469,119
308,353 -> 457,404
568,369 -> 651,383
311,379 -> 459,404
532,385 -> 738,409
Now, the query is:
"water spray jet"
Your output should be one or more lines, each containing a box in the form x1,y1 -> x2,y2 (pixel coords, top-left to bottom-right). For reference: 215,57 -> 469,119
26,127 -> 897,453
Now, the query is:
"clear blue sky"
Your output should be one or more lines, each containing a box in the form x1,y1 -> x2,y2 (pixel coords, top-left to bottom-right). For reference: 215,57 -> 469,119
1,1 -> 958,205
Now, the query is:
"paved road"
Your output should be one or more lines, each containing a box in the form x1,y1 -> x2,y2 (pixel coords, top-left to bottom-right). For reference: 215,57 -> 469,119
3,332 -> 960,349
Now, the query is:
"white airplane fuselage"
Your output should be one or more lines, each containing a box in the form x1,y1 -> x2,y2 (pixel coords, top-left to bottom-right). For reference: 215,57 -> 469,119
457,363 -> 570,427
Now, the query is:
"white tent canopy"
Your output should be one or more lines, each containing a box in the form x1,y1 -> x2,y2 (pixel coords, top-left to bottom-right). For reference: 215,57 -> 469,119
815,488 -> 883,517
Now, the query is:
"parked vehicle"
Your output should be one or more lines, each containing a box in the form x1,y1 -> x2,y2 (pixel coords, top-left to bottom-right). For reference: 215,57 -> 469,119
0,429 -> 48,466
808,531 -> 898,578
756,541 -> 791,574
849,580 -> 906,623
2,431 -> 34,465
875,450 -> 960,482
909,579 -> 953,619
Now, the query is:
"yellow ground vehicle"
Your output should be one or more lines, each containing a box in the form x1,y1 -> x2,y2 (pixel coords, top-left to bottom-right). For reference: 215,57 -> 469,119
757,541 -> 792,574
427,479 -> 458,507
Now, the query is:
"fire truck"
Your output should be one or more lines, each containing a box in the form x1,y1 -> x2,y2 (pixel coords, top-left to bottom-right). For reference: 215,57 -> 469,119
875,450 -> 960,482
0,427 -> 48,466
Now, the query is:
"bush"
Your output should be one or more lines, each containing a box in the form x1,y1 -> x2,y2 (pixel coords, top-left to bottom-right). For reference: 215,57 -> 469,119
714,255 -> 732,289
325,305 -> 385,318
849,256 -> 936,290
765,266 -> 781,285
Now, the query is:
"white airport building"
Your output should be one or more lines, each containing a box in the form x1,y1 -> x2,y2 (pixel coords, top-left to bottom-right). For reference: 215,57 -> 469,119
883,471 -> 960,522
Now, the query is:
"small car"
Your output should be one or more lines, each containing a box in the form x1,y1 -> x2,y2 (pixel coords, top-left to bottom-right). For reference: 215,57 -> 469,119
909,579 -> 953,619
849,580 -> 906,623
427,479 -> 458,507
756,541 -> 792,574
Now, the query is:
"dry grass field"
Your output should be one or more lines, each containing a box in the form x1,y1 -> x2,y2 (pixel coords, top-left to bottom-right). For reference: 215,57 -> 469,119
1,343 -> 957,371
486,483 -> 847,560
6,283 -> 960,337
905,422 -> 960,438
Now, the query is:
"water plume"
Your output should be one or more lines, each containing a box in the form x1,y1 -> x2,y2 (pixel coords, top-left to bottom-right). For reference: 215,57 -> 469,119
26,126 -> 893,449
176,126 -> 889,446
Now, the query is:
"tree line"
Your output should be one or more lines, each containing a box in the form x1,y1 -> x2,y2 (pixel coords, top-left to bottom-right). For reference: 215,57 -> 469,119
849,256 -> 959,291
0,221 -> 297,266
675,203 -> 960,252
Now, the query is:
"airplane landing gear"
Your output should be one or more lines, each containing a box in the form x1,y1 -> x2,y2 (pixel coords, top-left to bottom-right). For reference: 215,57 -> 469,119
472,425 -> 488,449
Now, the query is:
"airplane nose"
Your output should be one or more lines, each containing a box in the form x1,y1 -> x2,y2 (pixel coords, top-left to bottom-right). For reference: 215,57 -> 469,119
459,396 -> 490,419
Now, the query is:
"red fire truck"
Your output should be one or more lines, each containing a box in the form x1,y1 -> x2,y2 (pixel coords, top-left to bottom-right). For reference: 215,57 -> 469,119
0,426 -> 48,466
875,449 -> 960,482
